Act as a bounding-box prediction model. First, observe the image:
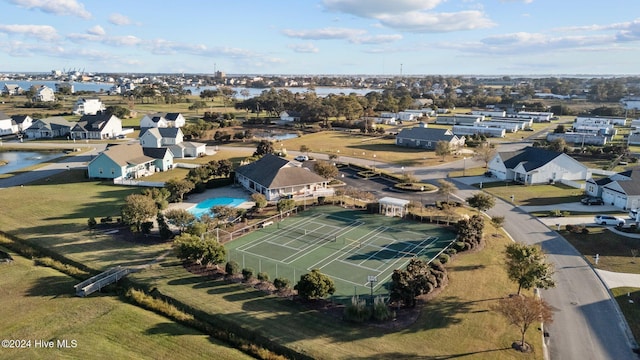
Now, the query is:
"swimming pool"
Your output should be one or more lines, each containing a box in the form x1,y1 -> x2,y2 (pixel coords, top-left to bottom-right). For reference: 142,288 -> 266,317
188,197 -> 248,218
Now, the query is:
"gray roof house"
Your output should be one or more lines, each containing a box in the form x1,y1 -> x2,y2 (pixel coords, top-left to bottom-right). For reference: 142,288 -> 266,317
235,154 -> 333,201
70,113 -> 123,140
87,143 -> 174,179
24,117 -> 73,139
487,146 -> 588,185
139,127 -> 206,158
587,167 -> 640,209
395,122 -> 465,150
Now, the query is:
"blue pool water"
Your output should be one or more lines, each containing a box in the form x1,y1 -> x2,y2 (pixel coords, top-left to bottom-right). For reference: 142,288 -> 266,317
188,197 -> 247,218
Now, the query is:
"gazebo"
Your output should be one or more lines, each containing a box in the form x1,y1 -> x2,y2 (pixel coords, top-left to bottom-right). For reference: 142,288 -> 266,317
379,196 -> 411,217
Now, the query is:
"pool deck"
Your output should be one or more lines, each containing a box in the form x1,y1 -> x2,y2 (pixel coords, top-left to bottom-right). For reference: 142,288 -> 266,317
167,185 -> 256,212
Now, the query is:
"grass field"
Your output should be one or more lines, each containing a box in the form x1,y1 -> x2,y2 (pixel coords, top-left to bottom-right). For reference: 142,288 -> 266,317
612,287 -> 640,343
561,227 -> 640,274
226,206 -> 456,300
479,182 -> 584,206
131,215 -> 542,360
0,248 -> 252,360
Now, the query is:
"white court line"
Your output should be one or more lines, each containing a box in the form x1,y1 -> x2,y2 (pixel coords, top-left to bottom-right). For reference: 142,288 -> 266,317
236,213 -> 322,252
281,220 -> 363,264
312,226 -> 388,271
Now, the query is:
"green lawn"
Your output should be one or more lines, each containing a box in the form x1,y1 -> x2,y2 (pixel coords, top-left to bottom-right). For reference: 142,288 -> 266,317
479,182 -> 584,206
0,248 -> 252,360
611,287 -> 640,343
560,227 -> 640,274
131,213 -> 542,360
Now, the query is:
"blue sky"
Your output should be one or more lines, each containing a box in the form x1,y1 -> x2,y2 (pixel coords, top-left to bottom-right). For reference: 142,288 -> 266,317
0,0 -> 639,75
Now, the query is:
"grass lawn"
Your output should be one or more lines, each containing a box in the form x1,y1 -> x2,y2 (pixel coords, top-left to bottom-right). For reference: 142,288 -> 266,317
0,248 -> 251,360
279,131 -> 448,167
560,227 -> 640,274
479,182 -> 584,206
611,287 -> 640,343
0,169 -> 170,271
131,211 -> 543,360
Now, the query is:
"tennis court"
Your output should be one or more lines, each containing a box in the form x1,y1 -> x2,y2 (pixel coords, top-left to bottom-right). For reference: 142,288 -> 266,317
225,206 -> 456,299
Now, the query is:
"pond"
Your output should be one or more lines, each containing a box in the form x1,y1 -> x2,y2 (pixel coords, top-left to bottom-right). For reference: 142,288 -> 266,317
0,150 -> 64,175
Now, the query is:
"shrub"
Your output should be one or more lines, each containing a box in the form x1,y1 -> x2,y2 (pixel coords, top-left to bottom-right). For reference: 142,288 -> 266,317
438,253 -> 450,264
561,211 -> 570,217
87,217 -> 97,229
225,261 -> 240,275
548,209 -> 562,217
273,277 -> 291,291
344,296 -> 371,323
257,272 -> 270,282
581,227 -> 590,234
446,247 -> 457,256
242,267 -> 254,281
565,224 -> 575,232
453,241 -> 467,252
372,296 -> 392,321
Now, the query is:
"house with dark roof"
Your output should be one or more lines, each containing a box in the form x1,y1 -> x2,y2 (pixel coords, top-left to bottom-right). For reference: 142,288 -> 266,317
24,117 -> 73,139
140,112 -> 186,129
487,146 -> 588,185
586,167 -> 640,209
71,113 -> 123,140
395,122 -> 465,150
87,143 -> 174,179
235,154 -> 333,201
139,127 -> 206,158
10,115 -> 33,133
0,111 -> 12,135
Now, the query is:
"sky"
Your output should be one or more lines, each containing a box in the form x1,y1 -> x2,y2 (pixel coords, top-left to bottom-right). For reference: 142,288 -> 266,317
0,0 -> 639,76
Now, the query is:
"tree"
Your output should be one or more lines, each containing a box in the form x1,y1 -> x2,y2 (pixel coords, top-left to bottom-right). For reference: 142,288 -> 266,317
253,140 -> 274,157
390,258 -> 447,307
173,233 -> 226,267
251,193 -> 267,211
277,199 -> 296,213
434,140 -> 451,161
454,215 -> 485,250
164,208 -> 196,233
121,194 -> 158,233
300,145 -> 311,156
313,160 -> 339,179
437,179 -> 457,202
490,216 -> 505,235
491,295 -> 553,351
466,192 -> 495,212
273,277 -> 291,292
294,269 -> 336,300
165,179 -> 195,202
505,243 -> 556,295
548,138 -> 567,153
474,142 -> 497,168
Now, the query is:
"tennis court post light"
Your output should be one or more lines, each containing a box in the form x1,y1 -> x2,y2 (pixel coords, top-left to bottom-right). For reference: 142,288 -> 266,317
368,275 -> 377,306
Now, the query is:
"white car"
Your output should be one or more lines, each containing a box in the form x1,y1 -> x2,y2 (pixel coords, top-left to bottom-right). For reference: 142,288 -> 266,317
294,155 -> 309,162
594,215 -> 625,226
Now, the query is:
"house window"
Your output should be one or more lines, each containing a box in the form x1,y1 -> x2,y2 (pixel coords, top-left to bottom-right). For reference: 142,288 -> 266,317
427,141 -> 432,147
111,168 -> 115,175
98,168 -> 103,174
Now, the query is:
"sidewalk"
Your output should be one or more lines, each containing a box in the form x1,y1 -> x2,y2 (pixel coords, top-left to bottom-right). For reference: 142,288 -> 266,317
596,269 -> 640,289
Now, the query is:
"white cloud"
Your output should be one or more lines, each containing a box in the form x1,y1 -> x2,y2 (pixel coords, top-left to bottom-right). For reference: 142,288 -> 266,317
103,35 -> 142,47
349,34 -> 402,44
378,10 -> 495,32
282,27 -> 366,40
322,0 -> 442,18
500,0 -> 534,3
0,40 -> 64,57
108,13 -> 132,26
8,0 -> 91,19
0,24 -> 59,41
87,25 -> 105,36
288,43 -> 319,53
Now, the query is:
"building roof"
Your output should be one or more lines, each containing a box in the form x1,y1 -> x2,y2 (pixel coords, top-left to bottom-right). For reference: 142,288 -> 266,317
0,111 -> 10,120
396,126 -> 455,142
498,146 -> 564,172
99,143 -> 156,166
10,115 -> 30,124
236,154 -> 327,188
74,113 -> 116,132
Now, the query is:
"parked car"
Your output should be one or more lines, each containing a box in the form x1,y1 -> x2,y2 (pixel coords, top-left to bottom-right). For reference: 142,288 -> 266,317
594,215 -> 625,226
294,155 -> 309,162
629,209 -> 638,220
580,197 -> 604,205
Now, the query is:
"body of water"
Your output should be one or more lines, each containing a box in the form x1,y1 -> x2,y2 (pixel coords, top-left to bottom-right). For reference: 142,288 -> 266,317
188,197 -> 248,218
0,150 -> 64,175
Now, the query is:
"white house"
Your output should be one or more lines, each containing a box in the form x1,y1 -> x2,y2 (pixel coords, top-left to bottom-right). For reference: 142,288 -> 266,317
2,84 -> 23,96
0,111 -> 12,135
140,112 -> 186,129
70,113 -> 122,140
588,168 -> 640,209
235,154 -> 333,201
516,111 -> 553,122
72,98 -> 106,115
10,115 -> 33,133
487,146 -> 588,185
279,110 -> 301,123
575,115 -> 626,126
139,127 -> 205,158
32,85 -> 55,102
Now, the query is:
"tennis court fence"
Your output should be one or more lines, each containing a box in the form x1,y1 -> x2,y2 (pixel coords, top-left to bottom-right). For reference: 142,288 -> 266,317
227,248 -> 306,284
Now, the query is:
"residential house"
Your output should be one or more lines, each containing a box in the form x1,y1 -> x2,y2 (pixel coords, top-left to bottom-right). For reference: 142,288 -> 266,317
546,132 -> 608,146
487,146 -> 588,185
140,112 -> 186,129
70,113 -> 122,140
516,111 -> 553,122
87,143 -> 174,179
279,110 -> 301,123
72,98 -> 106,115
32,85 -> 55,102
575,115 -> 626,126
24,117 -> 73,139
235,154 -> 333,201
2,84 -> 23,96
395,122 -> 465,150
452,125 -> 506,138
139,127 -> 206,158
435,114 -> 483,125
587,167 -> 640,209
10,115 -> 33,133
0,111 -> 12,135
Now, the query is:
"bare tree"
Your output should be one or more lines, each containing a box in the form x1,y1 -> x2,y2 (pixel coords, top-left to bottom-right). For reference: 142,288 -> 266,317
474,141 -> 497,168
491,295 -> 554,352
437,179 -> 457,203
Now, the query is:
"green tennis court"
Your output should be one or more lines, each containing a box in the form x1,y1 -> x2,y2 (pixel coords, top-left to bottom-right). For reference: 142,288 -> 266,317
225,206 -> 456,300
